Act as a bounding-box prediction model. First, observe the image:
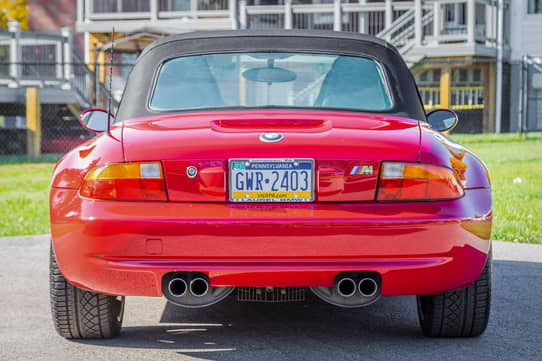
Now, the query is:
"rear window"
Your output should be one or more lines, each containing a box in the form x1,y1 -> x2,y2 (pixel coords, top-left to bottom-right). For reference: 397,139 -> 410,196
150,52 -> 393,112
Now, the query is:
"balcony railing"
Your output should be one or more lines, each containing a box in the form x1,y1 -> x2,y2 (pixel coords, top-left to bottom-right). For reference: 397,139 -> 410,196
0,22 -> 120,109
419,85 -> 484,111
0,22 -> 73,88
79,0 -> 232,21
77,0 -> 508,59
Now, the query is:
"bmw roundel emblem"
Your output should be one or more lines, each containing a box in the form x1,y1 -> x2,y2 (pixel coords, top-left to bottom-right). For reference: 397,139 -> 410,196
186,165 -> 198,178
259,132 -> 284,143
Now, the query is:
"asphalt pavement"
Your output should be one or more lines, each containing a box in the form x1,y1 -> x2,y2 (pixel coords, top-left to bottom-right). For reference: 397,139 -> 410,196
1,235 -> 541,361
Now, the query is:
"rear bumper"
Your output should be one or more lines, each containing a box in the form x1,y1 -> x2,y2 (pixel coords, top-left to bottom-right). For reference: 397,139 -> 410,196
51,188 -> 491,297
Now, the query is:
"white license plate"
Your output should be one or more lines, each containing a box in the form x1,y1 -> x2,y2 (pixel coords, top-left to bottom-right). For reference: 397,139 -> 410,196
229,159 -> 314,202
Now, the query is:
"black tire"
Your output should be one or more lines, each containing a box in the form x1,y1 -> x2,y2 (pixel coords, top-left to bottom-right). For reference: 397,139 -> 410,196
417,249 -> 492,337
49,244 -> 125,339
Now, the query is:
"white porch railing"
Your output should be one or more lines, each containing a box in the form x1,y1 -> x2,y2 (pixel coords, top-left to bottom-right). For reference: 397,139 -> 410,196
0,21 -> 118,108
78,0 -> 233,24
0,22 -> 73,88
77,0 -> 508,59
240,0 -> 506,53
240,1 -> 415,33
419,85 -> 484,110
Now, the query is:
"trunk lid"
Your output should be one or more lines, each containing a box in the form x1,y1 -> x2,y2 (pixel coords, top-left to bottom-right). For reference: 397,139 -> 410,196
122,110 -> 420,202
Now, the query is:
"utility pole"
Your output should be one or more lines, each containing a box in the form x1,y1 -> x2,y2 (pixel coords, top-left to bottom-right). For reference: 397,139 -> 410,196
495,0 -> 504,133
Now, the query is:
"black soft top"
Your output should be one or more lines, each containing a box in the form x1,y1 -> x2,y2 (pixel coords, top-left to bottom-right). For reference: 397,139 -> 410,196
116,30 -> 425,121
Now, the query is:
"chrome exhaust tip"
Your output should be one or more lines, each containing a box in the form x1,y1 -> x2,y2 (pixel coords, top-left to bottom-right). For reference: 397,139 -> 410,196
358,278 -> 378,297
337,277 -> 357,298
189,277 -> 209,297
168,278 -> 188,297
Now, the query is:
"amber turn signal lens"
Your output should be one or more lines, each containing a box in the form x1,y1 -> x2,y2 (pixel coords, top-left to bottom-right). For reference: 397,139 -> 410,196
377,162 -> 463,201
80,162 -> 167,201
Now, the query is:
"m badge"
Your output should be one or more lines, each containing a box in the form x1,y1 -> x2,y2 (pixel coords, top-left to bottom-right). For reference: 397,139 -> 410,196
350,165 -> 374,176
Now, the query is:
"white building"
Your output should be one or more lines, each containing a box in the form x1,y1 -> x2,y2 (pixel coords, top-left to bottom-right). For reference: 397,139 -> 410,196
508,0 -> 542,132
3,0 -> 542,133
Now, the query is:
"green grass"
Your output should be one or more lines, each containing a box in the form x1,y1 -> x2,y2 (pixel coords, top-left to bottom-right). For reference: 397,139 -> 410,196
0,157 -> 58,237
450,132 -> 542,243
0,154 -> 62,165
0,134 -> 540,242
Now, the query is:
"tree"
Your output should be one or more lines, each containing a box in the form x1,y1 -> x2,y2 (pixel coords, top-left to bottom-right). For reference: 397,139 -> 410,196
0,0 -> 28,31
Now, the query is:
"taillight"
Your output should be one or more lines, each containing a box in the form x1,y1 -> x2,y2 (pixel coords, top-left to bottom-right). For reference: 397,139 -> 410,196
377,162 -> 463,201
80,162 -> 167,201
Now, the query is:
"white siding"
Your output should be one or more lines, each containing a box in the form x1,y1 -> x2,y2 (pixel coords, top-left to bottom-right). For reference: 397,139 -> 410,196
510,1 -> 542,60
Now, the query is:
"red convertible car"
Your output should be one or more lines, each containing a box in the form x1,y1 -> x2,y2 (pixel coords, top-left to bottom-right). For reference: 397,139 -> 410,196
50,31 -> 492,339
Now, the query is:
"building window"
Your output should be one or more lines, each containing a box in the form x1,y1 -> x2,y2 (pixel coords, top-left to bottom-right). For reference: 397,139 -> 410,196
473,69 -> 482,82
433,69 -> 441,82
416,69 -> 442,86
459,69 -> 468,83
528,0 -> 542,14
160,0 -> 190,11
419,71 -> 429,83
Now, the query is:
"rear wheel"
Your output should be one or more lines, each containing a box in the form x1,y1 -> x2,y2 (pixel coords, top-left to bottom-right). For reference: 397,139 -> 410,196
417,249 -> 492,337
49,244 -> 125,339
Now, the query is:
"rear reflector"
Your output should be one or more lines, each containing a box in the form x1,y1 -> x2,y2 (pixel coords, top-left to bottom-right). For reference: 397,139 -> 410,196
80,162 -> 167,201
377,162 -> 463,201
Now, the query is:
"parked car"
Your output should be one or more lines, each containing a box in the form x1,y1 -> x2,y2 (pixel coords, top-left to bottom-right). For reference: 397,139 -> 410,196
49,30 -> 492,339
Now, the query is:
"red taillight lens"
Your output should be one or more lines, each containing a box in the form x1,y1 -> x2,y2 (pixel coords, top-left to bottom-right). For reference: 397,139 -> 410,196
377,162 -> 463,201
80,162 -> 167,201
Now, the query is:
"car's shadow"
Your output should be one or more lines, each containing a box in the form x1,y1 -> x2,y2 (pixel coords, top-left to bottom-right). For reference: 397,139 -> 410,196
77,260 -> 542,360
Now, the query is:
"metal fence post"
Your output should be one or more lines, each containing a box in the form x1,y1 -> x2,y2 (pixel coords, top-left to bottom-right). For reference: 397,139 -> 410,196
521,55 -> 528,134
517,58 -> 524,133
8,20 -> 21,88
61,27 -> 74,89
26,88 -> 42,160
495,0 -> 504,133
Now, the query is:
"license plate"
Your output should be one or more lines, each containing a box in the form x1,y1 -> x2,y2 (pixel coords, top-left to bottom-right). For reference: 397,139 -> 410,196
229,158 -> 314,202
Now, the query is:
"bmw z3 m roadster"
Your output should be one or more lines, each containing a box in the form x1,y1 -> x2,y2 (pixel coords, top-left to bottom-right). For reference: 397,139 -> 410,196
50,30 -> 492,339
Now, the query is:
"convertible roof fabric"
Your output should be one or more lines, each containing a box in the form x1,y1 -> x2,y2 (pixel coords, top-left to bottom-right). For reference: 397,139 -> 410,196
116,30 -> 425,121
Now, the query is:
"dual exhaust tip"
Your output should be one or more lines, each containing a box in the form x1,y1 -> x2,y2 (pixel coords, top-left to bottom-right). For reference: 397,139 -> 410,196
337,277 -> 378,298
168,277 -> 209,298
164,273 -> 235,308
168,274 -> 377,301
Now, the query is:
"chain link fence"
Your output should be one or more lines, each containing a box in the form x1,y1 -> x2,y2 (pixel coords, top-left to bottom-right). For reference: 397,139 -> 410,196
0,103 -> 26,155
0,58 -> 134,158
1,55 -> 540,158
519,56 -> 542,133
0,101 -> 95,156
